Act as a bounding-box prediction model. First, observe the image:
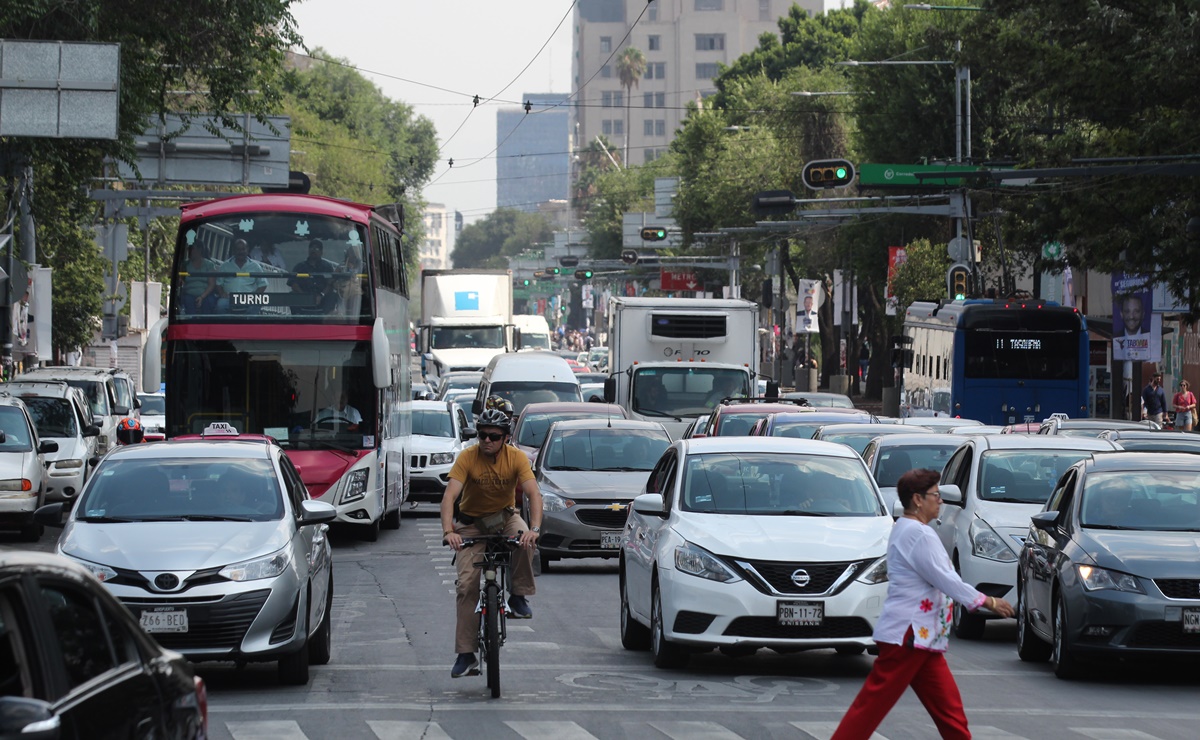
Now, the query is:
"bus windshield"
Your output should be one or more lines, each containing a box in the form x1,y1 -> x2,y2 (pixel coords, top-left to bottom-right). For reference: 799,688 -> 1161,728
632,366 -> 748,419
172,213 -> 373,323
165,339 -> 377,451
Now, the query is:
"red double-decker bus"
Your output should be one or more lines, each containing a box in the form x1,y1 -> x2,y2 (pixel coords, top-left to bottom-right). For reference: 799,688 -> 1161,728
143,193 -> 411,539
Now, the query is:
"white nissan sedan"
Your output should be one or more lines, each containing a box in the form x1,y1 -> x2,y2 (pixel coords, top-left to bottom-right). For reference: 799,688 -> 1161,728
619,437 -> 892,668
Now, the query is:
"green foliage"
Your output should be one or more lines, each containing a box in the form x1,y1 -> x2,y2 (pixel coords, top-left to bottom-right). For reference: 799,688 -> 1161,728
581,157 -> 671,261
890,239 -> 951,310
451,210 -> 553,269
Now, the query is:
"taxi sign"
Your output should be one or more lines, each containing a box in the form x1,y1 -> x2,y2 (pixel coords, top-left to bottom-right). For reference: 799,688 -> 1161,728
202,422 -> 240,436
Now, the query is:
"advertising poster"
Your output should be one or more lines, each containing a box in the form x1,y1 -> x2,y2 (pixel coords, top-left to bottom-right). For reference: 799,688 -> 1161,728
886,246 -> 907,315
1112,272 -> 1161,362
796,279 -> 823,334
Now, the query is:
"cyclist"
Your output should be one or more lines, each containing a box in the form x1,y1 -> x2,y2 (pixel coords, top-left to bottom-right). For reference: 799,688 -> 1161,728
441,408 -> 543,678
115,417 -> 145,445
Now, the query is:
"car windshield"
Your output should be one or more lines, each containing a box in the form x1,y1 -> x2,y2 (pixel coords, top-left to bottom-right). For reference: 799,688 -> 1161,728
489,382 -> 581,415
1081,471 -> 1200,531
715,413 -> 768,437
21,398 -> 78,438
413,409 -> 454,438
541,428 -> 669,471
770,422 -> 827,439
873,444 -> 959,487
517,411 -> 617,448
978,450 -> 1095,503
138,395 -> 166,415
0,407 -> 34,451
78,458 -> 283,522
64,379 -> 109,417
819,432 -> 888,455
680,452 -> 882,516
1058,428 -> 1107,438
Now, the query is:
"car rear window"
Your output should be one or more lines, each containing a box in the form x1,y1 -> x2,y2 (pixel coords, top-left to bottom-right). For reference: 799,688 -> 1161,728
517,411 -> 614,448
79,458 -> 283,522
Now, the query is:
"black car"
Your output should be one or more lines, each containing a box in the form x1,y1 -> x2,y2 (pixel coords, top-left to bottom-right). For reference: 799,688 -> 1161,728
1017,452 -> 1200,679
0,551 -> 206,739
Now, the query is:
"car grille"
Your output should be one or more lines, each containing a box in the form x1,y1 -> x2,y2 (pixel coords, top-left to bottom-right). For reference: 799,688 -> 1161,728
673,611 -> 716,634
1126,621 -> 1200,649
731,559 -> 868,596
1155,579 -> 1200,600
575,508 -> 629,529
109,566 -> 227,593
411,454 -> 428,470
122,589 -> 271,652
723,616 -> 873,639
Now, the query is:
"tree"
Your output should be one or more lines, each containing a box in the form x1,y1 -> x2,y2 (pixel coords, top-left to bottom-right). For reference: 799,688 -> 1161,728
616,47 -> 647,165
572,135 -> 622,212
451,210 -> 552,269
889,239 -> 951,310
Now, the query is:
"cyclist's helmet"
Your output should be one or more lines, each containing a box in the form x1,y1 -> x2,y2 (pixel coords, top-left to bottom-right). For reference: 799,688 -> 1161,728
476,408 -> 512,433
115,417 -> 145,445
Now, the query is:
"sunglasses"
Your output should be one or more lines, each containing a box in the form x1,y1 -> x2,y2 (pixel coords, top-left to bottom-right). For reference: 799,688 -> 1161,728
478,431 -> 506,442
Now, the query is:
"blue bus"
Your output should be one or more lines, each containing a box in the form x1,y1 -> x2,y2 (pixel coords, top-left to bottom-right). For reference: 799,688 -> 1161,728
902,300 -> 1089,425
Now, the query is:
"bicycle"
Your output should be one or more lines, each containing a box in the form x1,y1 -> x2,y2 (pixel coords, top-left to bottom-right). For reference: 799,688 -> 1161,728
450,533 -> 521,698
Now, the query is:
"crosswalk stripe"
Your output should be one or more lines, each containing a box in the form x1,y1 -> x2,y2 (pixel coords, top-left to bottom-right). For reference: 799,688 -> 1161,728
1071,731 -> 1163,739
227,720 -> 309,740
650,720 -> 745,739
973,727 -> 1031,739
368,720 -> 452,740
506,721 -> 599,740
790,721 -> 886,740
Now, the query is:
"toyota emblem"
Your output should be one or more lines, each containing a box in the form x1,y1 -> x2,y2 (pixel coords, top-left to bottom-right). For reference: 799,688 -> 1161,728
154,573 -> 180,590
790,569 -> 811,587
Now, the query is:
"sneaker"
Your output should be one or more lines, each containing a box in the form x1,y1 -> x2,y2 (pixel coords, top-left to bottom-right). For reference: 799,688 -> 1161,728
508,594 -> 532,619
450,652 -> 479,678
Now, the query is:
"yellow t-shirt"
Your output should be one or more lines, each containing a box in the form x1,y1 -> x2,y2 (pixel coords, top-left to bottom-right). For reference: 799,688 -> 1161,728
448,444 -> 535,516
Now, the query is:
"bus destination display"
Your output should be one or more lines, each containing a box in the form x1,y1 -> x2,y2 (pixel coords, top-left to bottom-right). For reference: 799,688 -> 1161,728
965,330 -> 1079,380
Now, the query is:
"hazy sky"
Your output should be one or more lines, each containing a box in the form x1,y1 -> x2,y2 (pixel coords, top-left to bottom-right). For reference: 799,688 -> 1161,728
290,1 -> 576,226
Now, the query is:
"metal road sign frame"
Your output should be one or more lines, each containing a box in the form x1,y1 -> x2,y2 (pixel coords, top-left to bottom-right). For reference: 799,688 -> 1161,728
0,40 -> 120,139
115,113 -> 291,188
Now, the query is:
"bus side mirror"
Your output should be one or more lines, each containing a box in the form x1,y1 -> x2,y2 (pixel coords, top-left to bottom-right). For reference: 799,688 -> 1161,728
603,377 -> 616,403
371,318 -> 390,390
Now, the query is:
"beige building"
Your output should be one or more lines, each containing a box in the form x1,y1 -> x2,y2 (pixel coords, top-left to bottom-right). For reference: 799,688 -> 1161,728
420,203 -> 450,270
573,0 -> 832,167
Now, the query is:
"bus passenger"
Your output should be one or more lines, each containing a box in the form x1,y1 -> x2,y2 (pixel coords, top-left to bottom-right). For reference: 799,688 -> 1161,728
180,243 -> 218,315
337,246 -> 364,317
289,239 -> 339,314
216,238 -> 268,313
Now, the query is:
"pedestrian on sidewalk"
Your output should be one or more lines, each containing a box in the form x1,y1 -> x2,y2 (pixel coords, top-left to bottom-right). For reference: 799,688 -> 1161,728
1173,380 -> 1195,432
1142,372 -> 1167,425
831,468 -> 1014,740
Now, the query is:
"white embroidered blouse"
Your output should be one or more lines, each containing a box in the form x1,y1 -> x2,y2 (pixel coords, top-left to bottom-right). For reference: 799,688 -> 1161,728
873,517 -> 988,652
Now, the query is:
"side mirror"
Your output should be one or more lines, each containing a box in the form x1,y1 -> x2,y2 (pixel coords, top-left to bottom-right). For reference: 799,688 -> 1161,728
38,440 -> 59,455
88,456 -> 100,467
0,696 -> 60,740
298,499 -> 337,526
34,503 -> 67,529
1030,510 -> 1059,532
471,399 -> 482,416
631,492 -> 666,518
939,483 -> 963,505
603,377 -> 616,403
766,380 -> 780,398
92,415 -> 105,428
83,425 -> 101,438
461,427 -> 476,441
133,397 -> 142,409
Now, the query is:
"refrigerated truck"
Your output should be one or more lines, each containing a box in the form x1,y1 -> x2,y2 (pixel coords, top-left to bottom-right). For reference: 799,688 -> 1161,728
417,270 -> 514,385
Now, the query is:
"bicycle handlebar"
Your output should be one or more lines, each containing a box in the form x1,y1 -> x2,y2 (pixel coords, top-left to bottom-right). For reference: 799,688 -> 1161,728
442,533 -> 524,547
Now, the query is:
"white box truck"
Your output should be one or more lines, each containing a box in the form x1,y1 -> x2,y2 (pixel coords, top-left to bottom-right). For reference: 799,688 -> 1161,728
418,269 -> 514,384
603,297 -> 761,438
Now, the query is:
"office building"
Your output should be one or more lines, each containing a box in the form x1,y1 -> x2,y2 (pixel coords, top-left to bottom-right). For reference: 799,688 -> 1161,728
496,93 -> 570,213
420,203 -> 450,270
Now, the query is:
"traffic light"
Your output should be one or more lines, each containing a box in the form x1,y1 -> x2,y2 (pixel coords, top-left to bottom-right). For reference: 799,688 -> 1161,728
521,278 -> 531,287
640,227 -> 668,241
547,266 -> 561,275
575,268 -> 594,280
802,159 -> 856,190
947,263 -> 971,300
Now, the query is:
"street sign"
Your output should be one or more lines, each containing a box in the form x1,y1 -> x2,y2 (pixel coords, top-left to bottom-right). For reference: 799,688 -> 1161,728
0,41 -> 120,139
661,269 -> 700,292
859,163 -> 992,188
1042,241 -> 1064,260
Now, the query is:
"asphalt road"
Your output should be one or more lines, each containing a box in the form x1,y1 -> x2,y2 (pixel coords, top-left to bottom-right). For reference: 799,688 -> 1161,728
5,505 -> 1199,740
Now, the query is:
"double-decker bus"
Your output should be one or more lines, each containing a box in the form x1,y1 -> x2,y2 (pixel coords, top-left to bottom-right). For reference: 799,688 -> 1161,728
902,299 -> 1089,425
143,193 -> 411,540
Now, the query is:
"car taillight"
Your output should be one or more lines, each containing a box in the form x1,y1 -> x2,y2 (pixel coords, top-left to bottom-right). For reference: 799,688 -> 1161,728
194,675 -> 208,734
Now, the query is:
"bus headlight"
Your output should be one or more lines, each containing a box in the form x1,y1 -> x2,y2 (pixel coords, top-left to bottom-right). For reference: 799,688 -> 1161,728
340,469 -> 370,504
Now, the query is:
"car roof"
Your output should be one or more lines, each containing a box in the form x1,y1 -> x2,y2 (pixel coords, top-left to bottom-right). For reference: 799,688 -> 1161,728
518,401 -> 626,416
869,433 -> 968,447
977,434 -> 1116,451
1084,451 -> 1200,473
1054,419 -> 1154,429
412,400 -> 454,411
817,423 -> 918,435
0,393 -> 29,410
548,418 -> 668,433
718,402 -> 808,414
1102,430 -> 1196,440
769,411 -> 872,422
102,438 -> 275,460
682,436 -> 862,459
4,380 -> 78,398
20,366 -> 127,378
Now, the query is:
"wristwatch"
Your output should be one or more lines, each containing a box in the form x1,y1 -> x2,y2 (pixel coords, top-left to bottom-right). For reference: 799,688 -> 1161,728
531,526 -> 541,533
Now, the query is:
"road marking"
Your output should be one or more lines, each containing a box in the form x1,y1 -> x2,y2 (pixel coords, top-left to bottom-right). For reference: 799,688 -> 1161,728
790,722 -> 886,740
507,641 -> 559,649
368,721 -> 452,740
506,721 -> 599,739
650,720 -> 744,739
507,624 -> 535,632
973,728 -> 1031,739
1072,732 -> 1164,739
227,720 -> 309,740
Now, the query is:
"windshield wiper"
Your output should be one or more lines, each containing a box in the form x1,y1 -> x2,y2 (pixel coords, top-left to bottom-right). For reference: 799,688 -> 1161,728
779,510 -> 832,517
985,497 -> 1038,504
181,514 -> 256,522
636,408 -> 683,421
549,465 -> 587,471
1084,523 -> 1139,530
596,466 -> 645,472
77,515 -> 137,523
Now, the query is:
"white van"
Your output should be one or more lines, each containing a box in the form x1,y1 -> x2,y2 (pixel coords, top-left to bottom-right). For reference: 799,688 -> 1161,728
514,314 -> 552,351
473,351 -> 582,418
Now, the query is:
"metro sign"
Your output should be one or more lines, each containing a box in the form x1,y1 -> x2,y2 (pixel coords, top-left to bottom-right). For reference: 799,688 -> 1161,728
661,269 -> 700,291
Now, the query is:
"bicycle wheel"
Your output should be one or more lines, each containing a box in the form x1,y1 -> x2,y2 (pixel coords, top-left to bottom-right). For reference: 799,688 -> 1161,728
484,581 -> 501,698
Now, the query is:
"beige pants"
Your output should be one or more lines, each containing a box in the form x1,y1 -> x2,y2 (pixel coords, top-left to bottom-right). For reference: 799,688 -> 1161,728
453,511 -> 536,654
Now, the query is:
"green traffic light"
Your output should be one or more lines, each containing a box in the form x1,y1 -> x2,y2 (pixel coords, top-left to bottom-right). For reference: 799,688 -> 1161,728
522,279 -> 531,286
955,292 -> 965,300
835,167 -> 847,179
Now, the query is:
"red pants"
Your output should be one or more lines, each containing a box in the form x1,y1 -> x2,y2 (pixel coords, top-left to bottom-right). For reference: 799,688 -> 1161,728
831,641 -> 971,740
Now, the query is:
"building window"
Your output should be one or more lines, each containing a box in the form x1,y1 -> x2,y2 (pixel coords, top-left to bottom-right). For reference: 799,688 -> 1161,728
644,148 -> 663,163
696,34 -> 725,51
644,119 -> 654,136
696,63 -> 720,79
602,120 -> 612,135
695,0 -> 723,9
613,119 -> 624,135
644,92 -> 653,108
656,92 -> 666,107
648,35 -> 661,51
759,0 -> 771,21
601,64 -> 612,78
601,91 -> 624,107
656,119 -> 666,136
648,6 -> 658,21
600,36 -> 612,54
643,62 -> 666,80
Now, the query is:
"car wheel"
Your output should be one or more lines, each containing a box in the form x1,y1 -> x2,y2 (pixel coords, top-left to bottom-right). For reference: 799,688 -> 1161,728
538,550 -> 553,573
19,522 -> 42,543
650,581 -> 689,669
1051,594 -> 1082,680
361,517 -> 381,543
308,575 -> 334,666
619,569 -> 650,651
278,608 -> 311,685
1016,584 -> 1051,663
382,505 -> 401,530
834,645 -> 865,657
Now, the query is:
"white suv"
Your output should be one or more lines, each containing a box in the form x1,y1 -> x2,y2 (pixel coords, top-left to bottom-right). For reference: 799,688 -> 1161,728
0,394 -> 58,540
3,381 -> 100,502
15,367 -> 138,454
934,434 -> 1117,639
408,400 -> 473,503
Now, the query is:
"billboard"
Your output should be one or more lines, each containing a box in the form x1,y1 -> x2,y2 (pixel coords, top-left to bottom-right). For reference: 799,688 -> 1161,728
1112,272 -> 1161,362
796,279 -> 823,334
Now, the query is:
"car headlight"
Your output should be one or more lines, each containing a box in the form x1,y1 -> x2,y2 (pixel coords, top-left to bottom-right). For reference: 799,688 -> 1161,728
54,459 -> 85,470
220,547 -> 293,582
1077,564 -> 1144,594
674,542 -> 741,583
970,518 -> 1017,563
856,556 -> 889,584
430,452 -> 455,465
0,479 -> 32,492
340,468 -> 370,504
542,491 -> 575,512
65,555 -> 118,583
